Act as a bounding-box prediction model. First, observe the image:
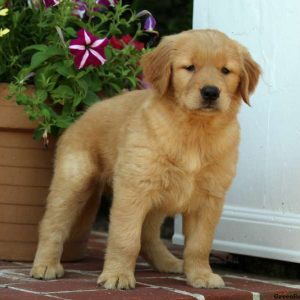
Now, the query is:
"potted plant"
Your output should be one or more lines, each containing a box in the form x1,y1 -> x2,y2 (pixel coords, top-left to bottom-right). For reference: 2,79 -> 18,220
0,0 -> 157,261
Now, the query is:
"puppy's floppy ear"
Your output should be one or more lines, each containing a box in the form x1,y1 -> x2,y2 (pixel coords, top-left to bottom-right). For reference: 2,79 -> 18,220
239,47 -> 261,105
140,37 -> 174,96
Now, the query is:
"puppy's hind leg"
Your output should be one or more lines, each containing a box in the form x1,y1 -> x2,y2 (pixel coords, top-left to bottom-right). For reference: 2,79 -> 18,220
141,211 -> 183,274
31,150 -> 98,280
63,184 -> 103,259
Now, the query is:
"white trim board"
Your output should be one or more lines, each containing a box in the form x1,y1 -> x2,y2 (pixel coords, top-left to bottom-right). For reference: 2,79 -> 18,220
172,206 -> 300,263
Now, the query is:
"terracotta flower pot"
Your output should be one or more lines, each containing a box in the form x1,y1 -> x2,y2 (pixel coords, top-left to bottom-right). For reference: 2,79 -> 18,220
0,83 -> 91,261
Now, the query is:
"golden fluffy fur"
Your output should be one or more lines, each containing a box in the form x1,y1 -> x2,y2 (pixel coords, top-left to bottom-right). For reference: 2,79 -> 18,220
31,29 -> 260,289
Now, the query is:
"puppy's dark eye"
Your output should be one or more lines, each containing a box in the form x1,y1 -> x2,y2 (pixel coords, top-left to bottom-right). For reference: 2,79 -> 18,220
185,65 -> 195,72
221,67 -> 230,75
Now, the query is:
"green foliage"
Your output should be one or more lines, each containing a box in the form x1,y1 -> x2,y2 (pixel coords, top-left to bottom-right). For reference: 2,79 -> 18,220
0,0 -> 153,139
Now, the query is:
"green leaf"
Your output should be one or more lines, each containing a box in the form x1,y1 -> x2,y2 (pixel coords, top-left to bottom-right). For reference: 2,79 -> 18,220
77,78 -> 89,93
34,68 -> 54,89
55,116 -> 74,128
51,85 -> 74,100
64,60 -> 74,68
23,45 -> 48,52
33,126 -> 45,140
15,94 -> 30,105
30,52 -> 51,69
65,27 -> 77,37
121,69 -> 130,77
47,46 -> 65,57
56,64 -> 74,78
36,89 -> 48,102
127,76 -> 137,88
76,71 -> 87,80
83,73 -> 102,92
62,100 -> 73,115
83,91 -> 100,106
109,82 -> 121,93
41,107 -> 51,120
30,46 -> 65,69
73,95 -> 83,108
104,46 -> 113,60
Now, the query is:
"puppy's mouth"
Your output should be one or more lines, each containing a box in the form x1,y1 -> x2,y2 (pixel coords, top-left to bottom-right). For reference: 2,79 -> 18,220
199,105 -> 220,112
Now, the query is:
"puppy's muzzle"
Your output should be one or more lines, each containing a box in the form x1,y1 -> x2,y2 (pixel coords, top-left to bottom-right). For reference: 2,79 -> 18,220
200,86 -> 220,109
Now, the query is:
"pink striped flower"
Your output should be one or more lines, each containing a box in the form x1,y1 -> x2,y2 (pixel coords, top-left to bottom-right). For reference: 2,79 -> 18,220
96,0 -> 118,7
43,0 -> 60,8
69,29 -> 109,69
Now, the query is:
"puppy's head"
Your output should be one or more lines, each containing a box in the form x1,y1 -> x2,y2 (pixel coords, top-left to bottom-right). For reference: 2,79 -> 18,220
141,30 -> 261,114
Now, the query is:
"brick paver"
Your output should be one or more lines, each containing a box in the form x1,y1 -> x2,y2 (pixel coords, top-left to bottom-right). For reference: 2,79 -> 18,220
0,232 -> 299,300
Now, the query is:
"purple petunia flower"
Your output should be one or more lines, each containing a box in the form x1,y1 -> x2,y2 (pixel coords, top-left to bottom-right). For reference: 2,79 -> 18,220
43,0 -> 59,8
73,0 -> 87,18
69,29 -> 109,69
144,15 -> 156,31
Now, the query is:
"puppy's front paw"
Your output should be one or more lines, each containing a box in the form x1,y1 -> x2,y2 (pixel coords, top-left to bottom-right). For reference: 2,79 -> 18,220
187,272 -> 225,288
97,271 -> 135,290
30,263 -> 64,280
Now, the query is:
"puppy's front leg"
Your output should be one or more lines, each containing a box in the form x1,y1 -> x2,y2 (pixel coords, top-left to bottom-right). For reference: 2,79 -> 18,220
183,194 -> 225,288
97,185 -> 151,290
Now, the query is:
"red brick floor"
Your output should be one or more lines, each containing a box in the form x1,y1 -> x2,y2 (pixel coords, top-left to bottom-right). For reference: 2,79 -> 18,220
1,231 -> 299,300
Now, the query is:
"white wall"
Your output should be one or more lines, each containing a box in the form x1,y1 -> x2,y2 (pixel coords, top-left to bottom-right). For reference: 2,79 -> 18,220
173,0 -> 300,263
194,0 -> 300,213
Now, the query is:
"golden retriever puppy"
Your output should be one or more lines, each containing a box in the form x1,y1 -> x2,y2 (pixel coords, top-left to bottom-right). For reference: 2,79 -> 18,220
30,29 -> 260,289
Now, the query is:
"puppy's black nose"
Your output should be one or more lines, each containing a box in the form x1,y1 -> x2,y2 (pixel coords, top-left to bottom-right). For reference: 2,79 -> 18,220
200,86 -> 220,101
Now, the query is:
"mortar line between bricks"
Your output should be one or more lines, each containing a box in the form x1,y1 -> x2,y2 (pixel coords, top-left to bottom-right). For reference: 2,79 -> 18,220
46,289 -> 101,294
224,274 -> 300,289
137,281 -> 205,300
0,268 -> 31,273
6,286 -> 69,300
230,288 -> 261,300
0,282 -> 36,288
66,270 -> 187,282
135,263 -> 150,266
138,276 -> 185,280
67,269 -> 182,280
141,275 -> 262,300
42,294 -> 69,300
90,231 -> 108,237
167,276 -> 186,281
66,270 -> 98,277
0,270 -> 33,281
217,284 -> 261,300
11,262 -> 31,267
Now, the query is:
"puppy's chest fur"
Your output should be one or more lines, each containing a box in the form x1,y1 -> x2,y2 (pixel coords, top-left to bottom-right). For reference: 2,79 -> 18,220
139,121 -> 238,214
